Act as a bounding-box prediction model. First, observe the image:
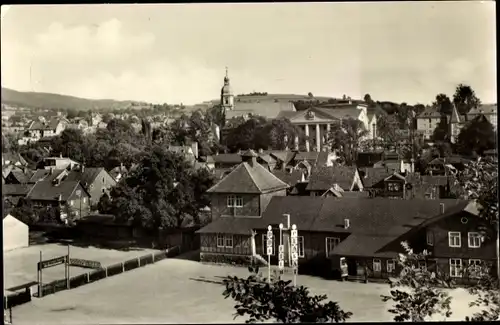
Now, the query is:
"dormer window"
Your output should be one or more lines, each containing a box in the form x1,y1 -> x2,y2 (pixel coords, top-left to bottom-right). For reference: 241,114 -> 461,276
387,182 -> 401,192
227,195 -> 243,208
306,111 -> 315,120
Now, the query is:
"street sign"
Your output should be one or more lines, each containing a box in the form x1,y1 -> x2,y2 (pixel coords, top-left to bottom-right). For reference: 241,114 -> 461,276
278,245 -> 284,253
266,246 -> 273,256
266,239 -> 273,247
69,258 -> 102,269
278,252 -> 284,261
292,260 -> 298,268
291,237 -> 298,245
37,256 -> 67,270
291,230 -> 297,238
278,260 -> 284,269
292,252 -> 298,260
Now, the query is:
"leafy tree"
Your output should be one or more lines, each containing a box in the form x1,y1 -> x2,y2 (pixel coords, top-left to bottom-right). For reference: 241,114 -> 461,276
328,118 -> 368,165
433,94 -> 453,116
206,104 -> 226,128
456,115 -> 496,156
413,104 -> 426,117
225,116 -> 268,152
97,193 -> 112,214
264,118 -> 303,150
10,198 -> 39,225
107,146 -> 215,230
453,157 -> 499,321
376,114 -> 398,148
453,84 -> 481,115
431,118 -> 449,142
364,93 -> 373,104
308,92 -> 314,98
223,266 -> 352,323
381,242 -> 453,322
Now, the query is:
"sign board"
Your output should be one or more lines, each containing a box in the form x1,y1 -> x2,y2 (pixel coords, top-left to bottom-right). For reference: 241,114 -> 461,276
267,231 -> 273,239
266,239 -> 273,248
69,258 -> 102,269
278,260 -> 284,269
37,256 -> 67,270
266,246 -> 273,256
291,245 -> 297,254
278,252 -> 284,261
292,259 -> 298,268
291,237 -> 298,245
291,230 -> 297,238
292,252 -> 298,261
278,245 -> 284,254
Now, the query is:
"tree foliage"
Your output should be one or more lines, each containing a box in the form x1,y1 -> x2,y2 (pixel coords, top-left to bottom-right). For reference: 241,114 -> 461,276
453,84 -> 481,115
376,114 -> 399,148
103,146 -> 215,230
456,115 -> 496,156
431,118 -> 449,142
433,94 -> 453,116
328,118 -> 368,165
223,266 -> 352,323
381,242 -> 453,322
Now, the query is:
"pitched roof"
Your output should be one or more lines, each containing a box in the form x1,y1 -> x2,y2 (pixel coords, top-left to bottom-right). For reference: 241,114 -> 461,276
265,150 -> 296,165
2,184 -> 33,196
417,107 -> 441,118
450,105 -> 463,124
226,100 -> 296,120
467,103 -> 497,116
211,153 -> 242,164
28,169 -> 67,183
29,118 -> 63,131
311,106 -> 362,120
66,168 -> 106,186
306,166 -> 357,191
207,161 -> 289,194
358,168 -> 393,188
26,180 -> 85,201
271,170 -> 304,186
332,234 -> 397,258
7,170 -> 33,184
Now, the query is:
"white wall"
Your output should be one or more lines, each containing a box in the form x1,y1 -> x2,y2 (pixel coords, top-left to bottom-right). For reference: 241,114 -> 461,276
3,215 -> 29,252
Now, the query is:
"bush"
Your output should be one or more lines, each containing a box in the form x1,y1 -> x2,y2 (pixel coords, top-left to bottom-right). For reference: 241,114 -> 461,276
139,254 -> 153,266
69,274 -> 87,289
106,263 -> 123,277
88,269 -> 107,283
123,258 -> 139,271
200,253 -> 252,266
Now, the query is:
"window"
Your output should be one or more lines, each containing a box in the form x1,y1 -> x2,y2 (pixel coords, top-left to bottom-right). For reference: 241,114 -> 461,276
426,230 -> 434,246
216,234 -> 225,248
69,200 -> 74,206
262,234 -> 276,255
82,197 -> 87,204
225,235 -> 233,248
468,232 -> 481,248
227,195 -> 243,208
102,177 -> 105,183
468,259 -> 483,278
448,232 -> 461,247
298,236 -> 305,258
450,258 -> 462,277
225,98 -> 229,105
373,259 -> 382,272
387,260 -> 396,273
387,182 -> 400,192
325,237 -> 340,257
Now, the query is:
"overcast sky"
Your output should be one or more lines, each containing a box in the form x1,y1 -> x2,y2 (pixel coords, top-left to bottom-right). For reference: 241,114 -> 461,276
1,2 -> 496,105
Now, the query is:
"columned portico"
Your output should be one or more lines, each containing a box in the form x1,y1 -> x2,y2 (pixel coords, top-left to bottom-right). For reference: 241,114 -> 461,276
315,124 -> 321,152
305,125 -> 310,152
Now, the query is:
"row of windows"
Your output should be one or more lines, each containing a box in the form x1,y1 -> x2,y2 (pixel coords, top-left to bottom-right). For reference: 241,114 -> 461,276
446,231 -> 481,248
69,197 -> 87,206
227,195 -> 243,208
450,258 -> 483,278
372,259 -> 398,273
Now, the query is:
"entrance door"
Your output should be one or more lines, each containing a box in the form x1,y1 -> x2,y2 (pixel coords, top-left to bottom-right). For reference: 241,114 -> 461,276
347,259 -> 357,276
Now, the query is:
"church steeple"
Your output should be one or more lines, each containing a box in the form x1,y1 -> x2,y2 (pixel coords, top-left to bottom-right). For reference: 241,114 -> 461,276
220,67 -> 234,112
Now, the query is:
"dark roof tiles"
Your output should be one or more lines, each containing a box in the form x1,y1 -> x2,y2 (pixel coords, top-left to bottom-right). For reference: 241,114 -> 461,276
306,165 -> 357,191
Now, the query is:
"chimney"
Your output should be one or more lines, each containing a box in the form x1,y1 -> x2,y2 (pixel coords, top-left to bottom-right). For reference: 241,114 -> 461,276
283,214 -> 291,229
344,218 -> 350,229
241,149 -> 258,167
440,203 -> 445,214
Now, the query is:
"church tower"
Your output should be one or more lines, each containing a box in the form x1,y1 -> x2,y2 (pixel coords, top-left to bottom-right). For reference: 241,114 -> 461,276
220,67 -> 234,112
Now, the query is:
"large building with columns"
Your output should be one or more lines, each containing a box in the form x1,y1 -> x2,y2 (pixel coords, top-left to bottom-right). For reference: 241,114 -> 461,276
279,105 -> 376,152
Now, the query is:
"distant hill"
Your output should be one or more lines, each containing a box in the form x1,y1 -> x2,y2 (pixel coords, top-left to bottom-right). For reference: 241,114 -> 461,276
1,88 -> 149,111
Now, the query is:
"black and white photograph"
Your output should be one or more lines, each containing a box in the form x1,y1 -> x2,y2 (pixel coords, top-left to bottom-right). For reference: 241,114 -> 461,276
1,2 -> 498,323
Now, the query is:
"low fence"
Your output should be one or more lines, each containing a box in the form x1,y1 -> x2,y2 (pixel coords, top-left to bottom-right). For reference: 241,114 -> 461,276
4,290 -> 31,309
38,249 -> 175,298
